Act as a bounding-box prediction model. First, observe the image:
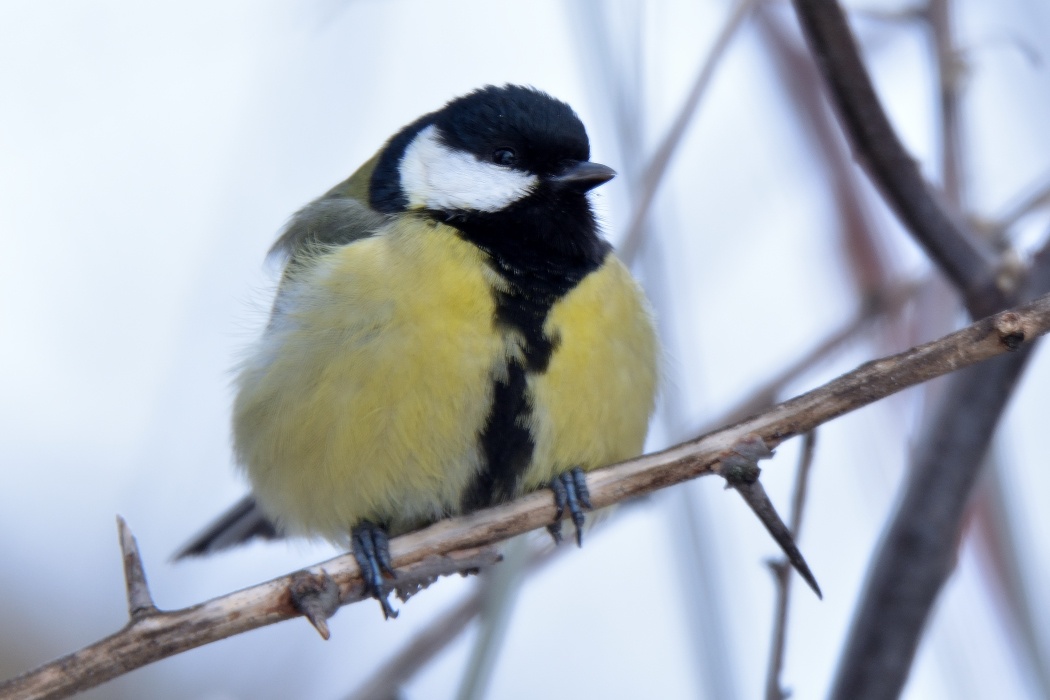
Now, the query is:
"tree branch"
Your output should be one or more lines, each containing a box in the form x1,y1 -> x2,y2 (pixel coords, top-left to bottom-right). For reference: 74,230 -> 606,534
4,292 -> 1050,700
787,3 -> 1050,696
928,0 -> 966,210
791,0 -> 1002,316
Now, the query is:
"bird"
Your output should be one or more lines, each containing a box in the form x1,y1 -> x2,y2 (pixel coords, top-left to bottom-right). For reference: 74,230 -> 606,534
175,85 -> 659,618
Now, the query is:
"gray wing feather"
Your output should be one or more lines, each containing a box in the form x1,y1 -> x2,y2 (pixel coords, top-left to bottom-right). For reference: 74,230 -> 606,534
269,195 -> 389,265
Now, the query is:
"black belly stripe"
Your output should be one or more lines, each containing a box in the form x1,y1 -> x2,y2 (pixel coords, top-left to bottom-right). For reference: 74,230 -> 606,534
459,247 -> 608,512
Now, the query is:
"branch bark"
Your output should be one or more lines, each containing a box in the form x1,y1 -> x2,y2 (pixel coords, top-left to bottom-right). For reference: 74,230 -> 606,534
4,292 -> 1050,700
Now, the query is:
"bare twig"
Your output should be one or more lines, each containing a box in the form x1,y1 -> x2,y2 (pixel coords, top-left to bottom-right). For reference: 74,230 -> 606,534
850,5 -> 926,24
454,537 -> 530,700
970,451 -> 1050,696
0,546 -> 500,700
5,294 -> 1050,700
929,0 -> 966,210
969,450 -> 1050,699
788,3 -> 1050,696
618,0 -> 759,264
756,3 -> 892,298
791,0 -> 1002,316
764,430 -> 817,700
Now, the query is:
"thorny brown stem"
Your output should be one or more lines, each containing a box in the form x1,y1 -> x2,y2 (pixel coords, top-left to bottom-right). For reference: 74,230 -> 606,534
4,291 -> 1050,700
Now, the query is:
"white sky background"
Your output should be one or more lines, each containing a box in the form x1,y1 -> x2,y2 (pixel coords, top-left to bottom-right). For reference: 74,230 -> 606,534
1,1 -> 1049,699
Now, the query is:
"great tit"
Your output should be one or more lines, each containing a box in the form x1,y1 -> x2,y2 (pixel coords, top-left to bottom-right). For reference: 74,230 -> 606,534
176,85 -> 659,618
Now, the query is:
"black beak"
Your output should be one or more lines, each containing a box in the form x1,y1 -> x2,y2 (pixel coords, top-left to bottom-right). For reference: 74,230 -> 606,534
550,161 -> 617,193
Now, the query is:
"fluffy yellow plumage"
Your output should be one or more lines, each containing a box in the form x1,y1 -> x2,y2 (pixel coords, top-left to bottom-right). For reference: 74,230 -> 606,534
234,214 -> 657,541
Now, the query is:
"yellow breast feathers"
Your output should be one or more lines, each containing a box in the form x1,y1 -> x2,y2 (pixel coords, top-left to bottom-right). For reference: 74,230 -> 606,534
233,217 -> 657,541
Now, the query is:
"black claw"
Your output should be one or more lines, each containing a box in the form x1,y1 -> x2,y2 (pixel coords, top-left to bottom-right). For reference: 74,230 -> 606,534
546,521 -> 563,544
562,474 -> 585,547
550,476 -> 568,521
571,467 -> 593,510
372,527 -> 396,579
548,469 -> 594,547
351,521 -> 399,619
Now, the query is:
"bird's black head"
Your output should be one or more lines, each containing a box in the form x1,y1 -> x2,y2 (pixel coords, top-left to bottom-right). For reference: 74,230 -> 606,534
369,85 -> 614,264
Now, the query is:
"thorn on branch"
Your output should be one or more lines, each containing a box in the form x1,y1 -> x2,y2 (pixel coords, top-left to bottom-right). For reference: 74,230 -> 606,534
116,515 -> 158,621
289,569 -> 342,640
720,436 -> 822,599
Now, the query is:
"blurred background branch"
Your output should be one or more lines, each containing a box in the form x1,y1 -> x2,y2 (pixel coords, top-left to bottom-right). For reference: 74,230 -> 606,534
786,1 -> 1050,698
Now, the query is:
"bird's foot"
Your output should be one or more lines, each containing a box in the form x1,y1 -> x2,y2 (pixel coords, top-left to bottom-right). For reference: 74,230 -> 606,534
547,467 -> 593,547
351,520 -> 398,619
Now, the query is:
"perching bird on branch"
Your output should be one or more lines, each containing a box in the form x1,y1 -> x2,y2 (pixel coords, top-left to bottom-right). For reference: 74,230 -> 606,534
175,85 -> 660,618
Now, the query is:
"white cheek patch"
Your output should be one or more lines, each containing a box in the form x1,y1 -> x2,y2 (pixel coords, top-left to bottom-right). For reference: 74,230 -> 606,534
399,124 -> 538,212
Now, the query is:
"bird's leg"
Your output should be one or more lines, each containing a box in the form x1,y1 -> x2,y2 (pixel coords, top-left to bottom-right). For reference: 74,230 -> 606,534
547,467 -> 593,547
351,520 -> 398,619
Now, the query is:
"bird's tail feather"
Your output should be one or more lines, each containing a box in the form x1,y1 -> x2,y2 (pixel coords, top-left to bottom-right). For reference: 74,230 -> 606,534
172,495 -> 281,560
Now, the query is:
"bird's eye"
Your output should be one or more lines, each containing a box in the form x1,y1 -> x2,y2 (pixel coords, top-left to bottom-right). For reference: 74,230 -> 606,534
492,148 -> 516,166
